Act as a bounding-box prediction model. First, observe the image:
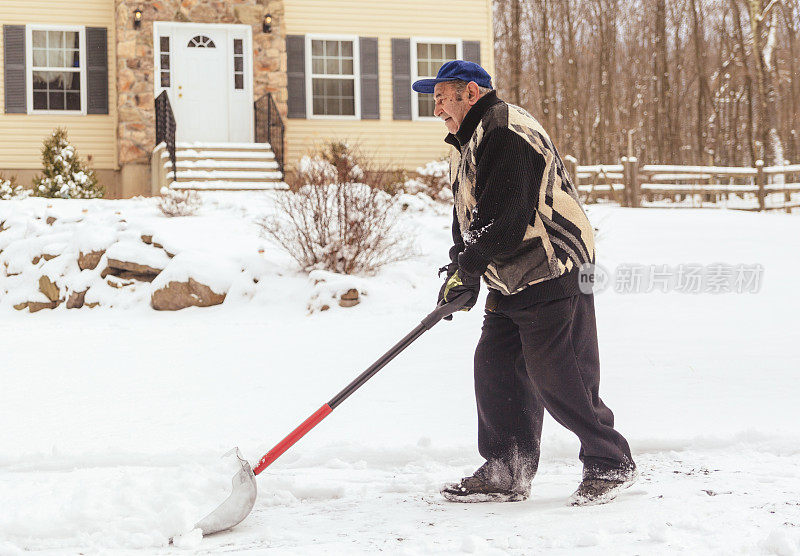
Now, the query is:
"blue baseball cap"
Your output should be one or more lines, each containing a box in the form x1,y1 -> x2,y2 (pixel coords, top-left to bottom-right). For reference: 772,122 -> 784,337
412,60 -> 492,94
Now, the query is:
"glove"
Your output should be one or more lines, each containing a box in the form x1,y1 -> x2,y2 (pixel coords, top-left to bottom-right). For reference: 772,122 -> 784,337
437,263 -> 459,320
441,269 -> 481,314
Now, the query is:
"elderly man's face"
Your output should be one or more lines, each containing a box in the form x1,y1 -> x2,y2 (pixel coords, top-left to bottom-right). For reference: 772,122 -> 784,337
433,82 -> 476,134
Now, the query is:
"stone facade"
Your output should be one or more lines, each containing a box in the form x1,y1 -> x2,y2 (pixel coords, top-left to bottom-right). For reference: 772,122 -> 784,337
114,0 -> 287,166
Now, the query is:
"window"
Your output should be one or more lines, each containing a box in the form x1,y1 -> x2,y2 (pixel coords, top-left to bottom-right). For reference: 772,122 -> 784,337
30,28 -> 84,112
307,36 -> 359,118
412,39 -> 461,119
233,39 -> 244,90
159,36 -> 171,88
188,35 -> 215,48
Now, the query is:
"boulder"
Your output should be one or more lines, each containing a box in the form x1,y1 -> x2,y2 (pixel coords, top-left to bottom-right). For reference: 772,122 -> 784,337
151,278 -> 226,311
104,241 -> 169,280
28,300 -> 60,313
32,253 -> 58,265
106,258 -> 162,278
306,271 -> 366,313
107,276 -> 134,288
137,235 -> 169,252
338,288 -> 360,308
38,275 -> 60,302
78,250 -> 105,270
66,290 -> 87,309
46,216 -> 57,225
116,270 -> 154,282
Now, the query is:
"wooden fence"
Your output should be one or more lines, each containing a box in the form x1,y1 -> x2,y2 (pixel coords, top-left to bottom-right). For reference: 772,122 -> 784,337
563,156 -> 800,212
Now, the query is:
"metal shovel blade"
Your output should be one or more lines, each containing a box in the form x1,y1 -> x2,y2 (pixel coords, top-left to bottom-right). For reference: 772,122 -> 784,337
194,447 -> 258,536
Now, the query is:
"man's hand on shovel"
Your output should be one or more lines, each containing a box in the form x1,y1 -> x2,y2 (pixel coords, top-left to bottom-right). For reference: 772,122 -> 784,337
438,269 -> 480,320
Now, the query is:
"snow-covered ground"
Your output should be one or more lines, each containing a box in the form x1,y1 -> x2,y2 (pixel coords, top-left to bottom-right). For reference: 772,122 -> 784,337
1,195 -> 799,555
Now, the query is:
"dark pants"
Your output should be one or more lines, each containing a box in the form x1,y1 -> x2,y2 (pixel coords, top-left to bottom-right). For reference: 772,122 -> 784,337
474,293 -> 633,484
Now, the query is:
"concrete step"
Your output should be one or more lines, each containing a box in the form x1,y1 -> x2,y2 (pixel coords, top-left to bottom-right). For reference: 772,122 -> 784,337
159,141 -> 284,192
168,159 -> 280,171
169,169 -> 283,181
175,141 -> 273,151
171,180 -> 288,191
167,150 -> 276,161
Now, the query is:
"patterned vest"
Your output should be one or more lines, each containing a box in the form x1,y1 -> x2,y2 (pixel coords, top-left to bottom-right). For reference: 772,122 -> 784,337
449,101 -> 595,295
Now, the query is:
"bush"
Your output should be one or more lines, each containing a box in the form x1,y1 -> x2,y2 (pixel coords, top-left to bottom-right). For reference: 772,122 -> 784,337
260,142 -> 412,275
33,128 -> 103,199
0,175 -> 27,200
403,157 -> 452,202
158,187 -> 201,217
285,141 -> 405,195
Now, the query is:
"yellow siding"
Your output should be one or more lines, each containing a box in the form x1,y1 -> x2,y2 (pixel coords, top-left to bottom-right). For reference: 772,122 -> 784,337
284,0 -> 494,169
0,0 -> 117,171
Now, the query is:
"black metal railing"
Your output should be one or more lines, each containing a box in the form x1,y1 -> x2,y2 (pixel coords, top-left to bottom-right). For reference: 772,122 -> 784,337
254,92 -> 284,174
155,90 -> 177,183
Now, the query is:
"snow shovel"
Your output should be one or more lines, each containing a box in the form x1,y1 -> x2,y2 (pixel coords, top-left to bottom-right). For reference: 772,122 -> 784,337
194,292 -> 472,536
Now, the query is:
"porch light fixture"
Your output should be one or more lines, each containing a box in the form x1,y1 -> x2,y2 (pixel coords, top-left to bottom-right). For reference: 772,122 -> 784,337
133,8 -> 143,29
262,13 -> 272,34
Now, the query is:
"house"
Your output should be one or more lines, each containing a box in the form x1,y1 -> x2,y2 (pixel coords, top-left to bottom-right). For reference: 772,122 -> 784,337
0,0 -> 494,198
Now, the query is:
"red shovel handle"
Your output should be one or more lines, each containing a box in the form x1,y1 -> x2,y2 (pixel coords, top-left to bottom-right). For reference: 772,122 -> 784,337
251,293 -> 471,476
253,403 -> 332,475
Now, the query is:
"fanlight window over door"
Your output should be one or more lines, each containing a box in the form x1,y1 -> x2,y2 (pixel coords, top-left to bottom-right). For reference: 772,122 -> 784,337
188,35 -> 215,48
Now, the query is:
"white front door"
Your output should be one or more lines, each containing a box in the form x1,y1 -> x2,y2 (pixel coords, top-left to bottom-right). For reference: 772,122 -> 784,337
154,23 -> 253,143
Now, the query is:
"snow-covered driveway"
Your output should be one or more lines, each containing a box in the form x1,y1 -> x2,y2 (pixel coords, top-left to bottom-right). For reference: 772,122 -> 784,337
1,199 -> 799,554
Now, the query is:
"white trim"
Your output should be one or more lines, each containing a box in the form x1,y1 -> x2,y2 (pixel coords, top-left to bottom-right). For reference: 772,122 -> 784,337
305,33 -> 361,120
152,22 -> 254,141
410,36 -> 462,122
25,24 -> 87,115
226,26 -> 254,141
152,22 -> 253,96
153,23 -> 173,96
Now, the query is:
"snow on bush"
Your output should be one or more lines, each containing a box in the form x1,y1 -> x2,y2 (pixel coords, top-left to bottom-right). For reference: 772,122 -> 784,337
403,158 -> 453,202
158,187 -> 202,217
0,176 -> 27,200
260,143 -> 412,275
33,128 -> 103,199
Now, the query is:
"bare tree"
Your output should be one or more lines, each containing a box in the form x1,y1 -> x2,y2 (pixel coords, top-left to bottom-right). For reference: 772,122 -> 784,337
779,0 -> 799,162
491,0 -> 799,166
743,0 -> 782,163
654,0 -> 672,162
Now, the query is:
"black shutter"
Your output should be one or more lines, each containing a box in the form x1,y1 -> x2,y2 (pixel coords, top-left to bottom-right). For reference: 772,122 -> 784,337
391,38 -> 410,120
463,41 -> 481,65
3,25 -> 26,114
359,37 -> 379,120
86,27 -> 108,114
287,35 -> 306,118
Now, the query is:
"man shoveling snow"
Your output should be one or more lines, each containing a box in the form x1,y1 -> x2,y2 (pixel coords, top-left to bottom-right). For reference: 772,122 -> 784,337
413,60 -> 637,506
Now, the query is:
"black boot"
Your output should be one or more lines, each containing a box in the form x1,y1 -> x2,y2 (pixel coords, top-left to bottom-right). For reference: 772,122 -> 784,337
568,467 -> 638,506
441,459 -> 532,503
